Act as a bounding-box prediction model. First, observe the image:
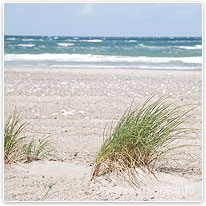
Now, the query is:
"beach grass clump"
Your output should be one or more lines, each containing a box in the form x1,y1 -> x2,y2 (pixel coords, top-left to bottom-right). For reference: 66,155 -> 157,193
91,96 -> 194,186
4,109 -> 27,164
22,135 -> 55,163
4,109 -> 55,164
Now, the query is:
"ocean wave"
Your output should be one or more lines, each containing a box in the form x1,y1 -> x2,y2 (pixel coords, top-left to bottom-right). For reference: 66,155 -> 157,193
22,39 -> 34,41
49,65 -> 200,70
17,44 -> 35,47
138,44 -> 152,48
80,39 -> 103,42
4,53 -> 202,64
7,38 -> 16,40
129,40 -> 136,42
57,43 -> 74,47
137,44 -> 171,49
65,39 -> 77,42
175,45 -> 202,50
168,40 -> 196,43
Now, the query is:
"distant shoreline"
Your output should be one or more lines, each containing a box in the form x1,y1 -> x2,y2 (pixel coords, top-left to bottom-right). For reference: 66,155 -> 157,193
4,65 -> 202,72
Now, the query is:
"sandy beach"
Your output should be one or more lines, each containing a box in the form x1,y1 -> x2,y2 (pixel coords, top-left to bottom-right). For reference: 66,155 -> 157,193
4,66 -> 202,201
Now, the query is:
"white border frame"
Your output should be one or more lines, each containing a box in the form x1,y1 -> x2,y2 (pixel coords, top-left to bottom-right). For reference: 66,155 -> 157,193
1,1 -> 205,205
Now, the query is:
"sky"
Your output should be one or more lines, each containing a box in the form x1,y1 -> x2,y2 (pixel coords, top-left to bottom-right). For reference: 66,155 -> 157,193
4,3 -> 202,37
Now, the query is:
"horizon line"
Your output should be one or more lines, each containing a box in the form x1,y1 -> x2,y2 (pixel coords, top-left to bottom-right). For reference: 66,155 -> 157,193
4,34 -> 202,38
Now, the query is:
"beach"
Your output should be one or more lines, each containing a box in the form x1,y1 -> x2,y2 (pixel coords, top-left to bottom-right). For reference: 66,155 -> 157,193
4,66 -> 202,201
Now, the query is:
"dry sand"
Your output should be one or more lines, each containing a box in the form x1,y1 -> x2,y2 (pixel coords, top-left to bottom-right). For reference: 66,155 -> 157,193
4,66 -> 202,201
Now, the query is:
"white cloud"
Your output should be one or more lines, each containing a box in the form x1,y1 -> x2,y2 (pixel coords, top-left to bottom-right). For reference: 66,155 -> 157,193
77,4 -> 93,16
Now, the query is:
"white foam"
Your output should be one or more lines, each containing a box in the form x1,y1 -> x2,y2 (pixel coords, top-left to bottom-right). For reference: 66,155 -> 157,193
138,44 -> 153,48
53,37 -> 59,39
80,39 -> 103,42
22,39 -> 34,41
4,53 -> 202,64
49,65 -> 200,70
7,38 -> 16,40
57,43 -> 74,47
17,44 -> 35,47
168,40 -> 194,43
129,40 -> 136,42
65,39 -> 76,42
175,45 -> 202,50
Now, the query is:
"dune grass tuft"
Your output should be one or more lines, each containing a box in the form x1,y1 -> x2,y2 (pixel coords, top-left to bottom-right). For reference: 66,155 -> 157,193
22,135 -> 55,163
90,96 -> 195,186
4,108 -> 27,164
4,109 -> 55,164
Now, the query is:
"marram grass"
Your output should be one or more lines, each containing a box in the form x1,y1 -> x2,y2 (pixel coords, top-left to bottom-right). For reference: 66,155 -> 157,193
22,134 -> 55,163
90,96 -> 195,186
4,108 -> 27,164
4,109 -> 55,164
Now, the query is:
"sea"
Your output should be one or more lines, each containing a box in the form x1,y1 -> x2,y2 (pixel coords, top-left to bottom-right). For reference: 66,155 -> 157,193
4,35 -> 202,70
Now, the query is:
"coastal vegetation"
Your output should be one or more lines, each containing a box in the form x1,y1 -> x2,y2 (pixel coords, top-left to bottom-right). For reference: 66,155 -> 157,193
91,96 -> 195,186
4,108 -> 55,164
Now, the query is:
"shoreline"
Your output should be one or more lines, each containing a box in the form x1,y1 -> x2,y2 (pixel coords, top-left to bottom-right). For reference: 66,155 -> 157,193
4,64 -> 202,72
4,66 -> 202,201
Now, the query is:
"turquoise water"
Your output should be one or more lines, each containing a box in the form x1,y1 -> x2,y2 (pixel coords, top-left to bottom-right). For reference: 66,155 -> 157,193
4,35 -> 202,69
